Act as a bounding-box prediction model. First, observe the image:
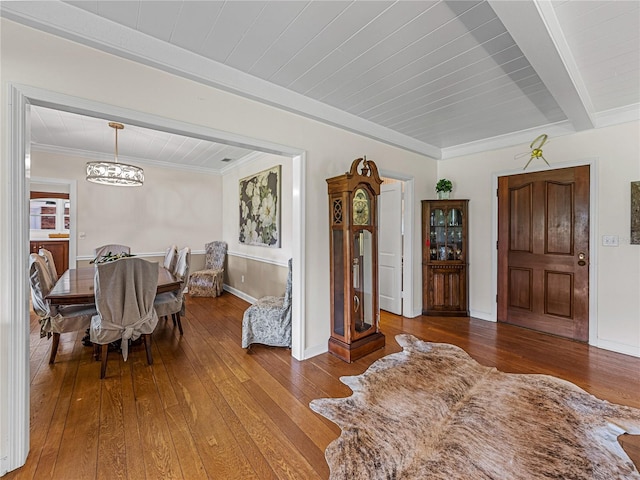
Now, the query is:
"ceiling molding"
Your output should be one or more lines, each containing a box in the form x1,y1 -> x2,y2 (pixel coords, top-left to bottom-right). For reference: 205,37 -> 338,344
594,103 -> 640,129
1,1 -> 441,160
441,120 -> 575,160
488,0 -> 594,131
30,143 -> 224,176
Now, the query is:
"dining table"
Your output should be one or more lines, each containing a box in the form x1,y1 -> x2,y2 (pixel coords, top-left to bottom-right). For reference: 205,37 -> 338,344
46,264 -> 181,306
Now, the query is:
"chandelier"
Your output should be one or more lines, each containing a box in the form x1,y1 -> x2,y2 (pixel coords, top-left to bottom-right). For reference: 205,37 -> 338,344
86,122 -> 144,186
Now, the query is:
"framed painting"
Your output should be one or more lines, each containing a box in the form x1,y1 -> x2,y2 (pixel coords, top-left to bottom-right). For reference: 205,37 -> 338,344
632,181 -> 640,245
239,165 -> 281,247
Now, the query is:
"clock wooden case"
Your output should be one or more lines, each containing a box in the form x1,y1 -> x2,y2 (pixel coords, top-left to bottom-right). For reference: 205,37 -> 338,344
327,157 -> 385,362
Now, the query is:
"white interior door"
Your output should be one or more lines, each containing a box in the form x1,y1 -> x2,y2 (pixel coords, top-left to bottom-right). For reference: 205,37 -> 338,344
379,182 -> 403,314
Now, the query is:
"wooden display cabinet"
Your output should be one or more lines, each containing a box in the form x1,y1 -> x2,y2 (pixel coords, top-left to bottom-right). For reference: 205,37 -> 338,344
422,199 -> 469,316
30,240 -> 69,275
327,157 -> 385,362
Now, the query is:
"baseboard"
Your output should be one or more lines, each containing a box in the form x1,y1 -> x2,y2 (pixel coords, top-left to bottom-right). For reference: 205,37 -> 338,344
222,284 -> 256,305
595,338 -> 640,358
470,310 -> 496,322
304,342 -> 328,360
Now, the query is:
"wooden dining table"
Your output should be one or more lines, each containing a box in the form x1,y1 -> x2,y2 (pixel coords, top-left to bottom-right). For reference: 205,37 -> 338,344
46,264 -> 181,306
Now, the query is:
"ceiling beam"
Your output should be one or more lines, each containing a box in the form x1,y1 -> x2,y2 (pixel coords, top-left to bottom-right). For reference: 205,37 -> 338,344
488,0 -> 594,131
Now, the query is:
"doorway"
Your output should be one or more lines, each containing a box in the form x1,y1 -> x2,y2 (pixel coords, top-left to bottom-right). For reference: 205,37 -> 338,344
497,165 -> 590,341
4,84 -> 307,474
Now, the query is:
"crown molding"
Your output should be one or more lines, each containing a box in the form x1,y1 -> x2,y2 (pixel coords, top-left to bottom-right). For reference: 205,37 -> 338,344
594,103 -> 640,129
30,143 -> 223,176
441,121 -> 576,160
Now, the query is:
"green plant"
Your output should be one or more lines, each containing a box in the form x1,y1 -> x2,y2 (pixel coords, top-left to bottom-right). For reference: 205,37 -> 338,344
436,178 -> 453,193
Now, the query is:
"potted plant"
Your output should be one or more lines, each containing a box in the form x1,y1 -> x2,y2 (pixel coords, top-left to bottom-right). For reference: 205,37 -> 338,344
436,178 -> 453,199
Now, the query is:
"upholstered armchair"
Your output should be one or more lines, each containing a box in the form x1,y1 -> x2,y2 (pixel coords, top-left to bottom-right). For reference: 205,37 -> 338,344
188,241 -> 227,297
242,258 -> 292,349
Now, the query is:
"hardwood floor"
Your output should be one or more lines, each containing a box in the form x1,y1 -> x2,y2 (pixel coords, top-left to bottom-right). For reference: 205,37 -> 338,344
7,293 -> 640,479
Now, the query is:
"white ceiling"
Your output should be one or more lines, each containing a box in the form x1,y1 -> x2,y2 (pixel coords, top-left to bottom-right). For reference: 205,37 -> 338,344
2,0 -> 639,168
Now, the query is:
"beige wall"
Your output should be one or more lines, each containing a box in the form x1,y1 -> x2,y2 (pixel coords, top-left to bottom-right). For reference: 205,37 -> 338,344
438,121 -> 640,356
1,19 -> 436,359
222,152 -> 293,299
31,150 -> 222,259
3,20 -> 636,357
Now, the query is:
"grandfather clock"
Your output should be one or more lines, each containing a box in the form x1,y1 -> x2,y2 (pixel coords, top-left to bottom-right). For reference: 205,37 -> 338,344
327,157 -> 385,362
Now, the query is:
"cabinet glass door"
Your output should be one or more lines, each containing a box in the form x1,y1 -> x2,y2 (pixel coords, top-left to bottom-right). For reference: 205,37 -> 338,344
429,206 -> 464,261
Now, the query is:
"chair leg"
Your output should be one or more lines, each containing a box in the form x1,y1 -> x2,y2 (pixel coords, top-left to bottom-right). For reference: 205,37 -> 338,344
173,313 -> 184,335
49,333 -> 60,364
143,334 -> 153,365
100,344 -> 108,379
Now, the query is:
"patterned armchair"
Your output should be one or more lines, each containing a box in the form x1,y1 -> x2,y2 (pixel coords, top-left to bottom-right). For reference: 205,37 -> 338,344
188,241 -> 227,297
242,258 -> 292,349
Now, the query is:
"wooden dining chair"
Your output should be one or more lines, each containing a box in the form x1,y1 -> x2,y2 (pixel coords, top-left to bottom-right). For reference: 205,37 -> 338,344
90,257 -> 159,378
163,244 -> 178,271
38,248 -> 58,282
28,254 -> 96,364
94,244 -> 130,258
155,247 -> 190,335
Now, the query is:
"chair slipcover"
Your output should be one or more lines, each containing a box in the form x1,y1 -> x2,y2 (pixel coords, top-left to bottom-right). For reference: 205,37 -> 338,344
154,247 -> 191,334
28,254 -> 96,363
38,248 -> 58,282
90,257 -> 159,363
163,244 -> 178,272
242,258 -> 292,349
94,244 -> 131,258
188,241 -> 227,297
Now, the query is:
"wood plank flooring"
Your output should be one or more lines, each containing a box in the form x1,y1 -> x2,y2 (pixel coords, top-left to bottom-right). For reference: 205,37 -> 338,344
7,293 -> 640,479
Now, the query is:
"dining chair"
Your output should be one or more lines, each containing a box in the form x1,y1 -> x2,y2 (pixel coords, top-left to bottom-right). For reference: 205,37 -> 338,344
90,257 -> 159,378
154,246 -> 190,335
28,254 -> 96,364
241,258 -> 292,349
38,247 -> 58,282
94,244 -> 131,258
187,241 -> 227,297
163,244 -> 178,271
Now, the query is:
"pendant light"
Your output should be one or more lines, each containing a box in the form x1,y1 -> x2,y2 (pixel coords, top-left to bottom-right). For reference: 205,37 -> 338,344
86,122 -> 144,186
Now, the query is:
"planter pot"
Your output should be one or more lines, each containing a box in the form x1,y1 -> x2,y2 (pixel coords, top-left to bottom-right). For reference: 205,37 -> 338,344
437,191 -> 450,200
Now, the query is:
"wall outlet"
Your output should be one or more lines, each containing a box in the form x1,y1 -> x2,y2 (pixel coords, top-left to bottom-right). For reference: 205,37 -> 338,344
241,275 -> 245,283
602,235 -> 619,246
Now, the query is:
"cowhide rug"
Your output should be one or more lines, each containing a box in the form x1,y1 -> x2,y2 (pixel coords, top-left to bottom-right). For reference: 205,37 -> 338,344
309,334 -> 640,479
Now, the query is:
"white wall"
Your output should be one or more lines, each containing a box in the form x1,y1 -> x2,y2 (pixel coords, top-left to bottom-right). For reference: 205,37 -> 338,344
438,121 -> 640,357
222,153 -> 293,266
0,19 -> 435,358
31,150 -> 222,258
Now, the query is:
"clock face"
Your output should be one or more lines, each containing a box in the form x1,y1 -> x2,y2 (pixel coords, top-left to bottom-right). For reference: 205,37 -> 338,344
353,188 -> 370,225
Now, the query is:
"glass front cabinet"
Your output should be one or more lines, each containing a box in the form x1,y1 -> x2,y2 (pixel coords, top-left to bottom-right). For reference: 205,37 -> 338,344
422,199 -> 469,316
327,158 -> 385,362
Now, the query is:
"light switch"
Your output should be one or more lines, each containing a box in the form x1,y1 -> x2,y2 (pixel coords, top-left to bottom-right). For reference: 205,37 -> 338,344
79,231 -> 86,239
602,235 -> 618,246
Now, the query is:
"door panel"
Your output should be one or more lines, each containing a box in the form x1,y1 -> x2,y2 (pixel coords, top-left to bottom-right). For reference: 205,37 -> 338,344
498,166 -> 589,341
379,182 -> 402,314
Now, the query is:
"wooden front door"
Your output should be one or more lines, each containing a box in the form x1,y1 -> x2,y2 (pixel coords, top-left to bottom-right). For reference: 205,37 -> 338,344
497,165 -> 590,341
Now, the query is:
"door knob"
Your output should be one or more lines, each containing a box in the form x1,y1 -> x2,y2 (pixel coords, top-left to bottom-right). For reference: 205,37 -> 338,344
578,252 -> 586,266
